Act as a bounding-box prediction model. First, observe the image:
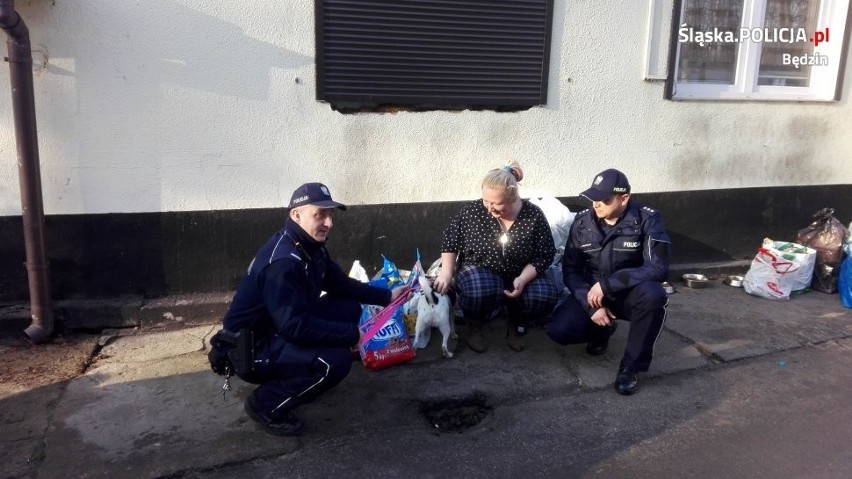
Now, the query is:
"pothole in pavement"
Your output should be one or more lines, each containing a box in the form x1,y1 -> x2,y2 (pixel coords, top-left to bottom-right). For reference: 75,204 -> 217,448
419,392 -> 492,433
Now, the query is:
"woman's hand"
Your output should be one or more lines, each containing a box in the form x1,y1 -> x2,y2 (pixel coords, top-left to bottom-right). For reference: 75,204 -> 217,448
433,270 -> 453,294
503,276 -> 526,298
433,252 -> 457,294
504,264 -> 537,298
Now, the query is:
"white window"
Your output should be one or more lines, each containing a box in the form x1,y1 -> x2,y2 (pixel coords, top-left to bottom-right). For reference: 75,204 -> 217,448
669,0 -> 850,101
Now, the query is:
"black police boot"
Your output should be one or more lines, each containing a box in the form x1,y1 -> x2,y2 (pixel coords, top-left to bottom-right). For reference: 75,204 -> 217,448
586,322 -> 617,356
614,366 -> 638,396
244,393 -> 304,437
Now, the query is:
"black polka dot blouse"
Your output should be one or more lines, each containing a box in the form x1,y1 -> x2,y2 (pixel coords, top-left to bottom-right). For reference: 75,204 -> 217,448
442,199 -> 556,279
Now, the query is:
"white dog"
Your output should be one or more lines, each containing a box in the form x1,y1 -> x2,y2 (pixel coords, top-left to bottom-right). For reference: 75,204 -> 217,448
410,274 -> 454,358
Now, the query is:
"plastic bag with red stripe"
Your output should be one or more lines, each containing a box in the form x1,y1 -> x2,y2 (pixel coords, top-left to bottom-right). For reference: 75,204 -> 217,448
743,239 -> 816,300
358,291 -> 415,371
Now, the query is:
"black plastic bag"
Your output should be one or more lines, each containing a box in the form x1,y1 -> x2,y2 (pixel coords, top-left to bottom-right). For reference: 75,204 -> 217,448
796,208 -> 848,293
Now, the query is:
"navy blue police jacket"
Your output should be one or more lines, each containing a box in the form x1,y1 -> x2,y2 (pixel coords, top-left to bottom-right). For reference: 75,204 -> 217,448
222,218 -> 391,348
563,200 -> 671,315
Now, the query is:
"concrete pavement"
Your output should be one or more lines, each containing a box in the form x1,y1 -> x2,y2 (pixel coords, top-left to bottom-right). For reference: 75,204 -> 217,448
2,280 -> 851,478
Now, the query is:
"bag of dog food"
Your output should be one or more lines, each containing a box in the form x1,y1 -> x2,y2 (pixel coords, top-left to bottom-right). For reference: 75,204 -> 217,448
368,255 -> 404,289
358,291 -> 416,371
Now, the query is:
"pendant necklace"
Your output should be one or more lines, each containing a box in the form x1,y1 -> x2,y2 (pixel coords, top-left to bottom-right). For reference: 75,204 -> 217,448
496,201 -> 517,256
498,222 -> 509,256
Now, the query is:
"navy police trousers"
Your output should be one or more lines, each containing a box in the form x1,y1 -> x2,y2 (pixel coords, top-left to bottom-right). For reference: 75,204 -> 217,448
250,298 -> 361,419
547,281 -> 668,372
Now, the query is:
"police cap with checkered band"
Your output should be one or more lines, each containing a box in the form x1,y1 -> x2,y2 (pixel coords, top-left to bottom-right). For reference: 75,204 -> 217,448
580,169 -> 631,202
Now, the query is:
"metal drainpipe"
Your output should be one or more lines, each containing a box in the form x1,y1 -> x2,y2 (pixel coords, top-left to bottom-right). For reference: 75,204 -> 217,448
1,0 -> 54,343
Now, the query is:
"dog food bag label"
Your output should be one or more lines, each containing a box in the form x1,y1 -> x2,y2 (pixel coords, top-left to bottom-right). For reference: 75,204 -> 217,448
358,304 -> 415,371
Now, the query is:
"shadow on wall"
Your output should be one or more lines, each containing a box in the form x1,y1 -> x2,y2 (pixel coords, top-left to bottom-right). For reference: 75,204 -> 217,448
40,0 -> 313,100
543,0 -> 566,112
50,0 -> 313,214
1,1 -> 314,299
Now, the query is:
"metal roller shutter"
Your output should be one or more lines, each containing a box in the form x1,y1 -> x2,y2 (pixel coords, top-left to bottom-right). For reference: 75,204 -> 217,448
316,0 -> 554,109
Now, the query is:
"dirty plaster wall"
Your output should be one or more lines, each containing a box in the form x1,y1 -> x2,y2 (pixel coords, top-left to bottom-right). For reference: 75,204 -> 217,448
1,0 -> 850,218
0,0 -> 850,300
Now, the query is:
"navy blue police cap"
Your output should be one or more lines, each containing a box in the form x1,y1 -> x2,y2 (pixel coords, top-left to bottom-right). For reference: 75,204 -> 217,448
288,182 -> 347,210
580,169 -> 631,202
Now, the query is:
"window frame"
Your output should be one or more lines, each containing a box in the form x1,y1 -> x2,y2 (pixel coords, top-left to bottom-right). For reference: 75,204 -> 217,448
666,0 -> 852,101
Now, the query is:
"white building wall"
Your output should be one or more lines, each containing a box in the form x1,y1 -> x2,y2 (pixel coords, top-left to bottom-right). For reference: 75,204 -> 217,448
1,0 -> 850,216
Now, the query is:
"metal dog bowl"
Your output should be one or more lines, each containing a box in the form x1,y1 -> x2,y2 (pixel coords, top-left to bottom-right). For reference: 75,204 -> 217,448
661,282 -> 676,294
722,275 -> 744,287
682,274 -> 709,289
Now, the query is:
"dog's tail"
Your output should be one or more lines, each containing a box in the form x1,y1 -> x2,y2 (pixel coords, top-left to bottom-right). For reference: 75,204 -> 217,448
417,273 -> 440,306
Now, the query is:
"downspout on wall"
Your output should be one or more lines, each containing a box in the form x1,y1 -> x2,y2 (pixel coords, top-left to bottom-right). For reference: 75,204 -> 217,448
1,0 -> 54,343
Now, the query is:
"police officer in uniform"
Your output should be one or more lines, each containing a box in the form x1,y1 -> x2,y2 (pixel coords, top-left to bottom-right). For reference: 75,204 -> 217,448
547,169 -> 671,395
219,183 -> 407,436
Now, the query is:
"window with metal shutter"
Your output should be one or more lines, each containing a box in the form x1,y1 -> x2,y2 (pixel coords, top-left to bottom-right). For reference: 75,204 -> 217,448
316,0 -> 554,111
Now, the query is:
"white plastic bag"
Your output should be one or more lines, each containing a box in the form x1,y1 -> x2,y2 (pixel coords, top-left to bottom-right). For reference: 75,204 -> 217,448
528,195 -> 576,266
348,260 -> 369,283
743,239 -> 816,300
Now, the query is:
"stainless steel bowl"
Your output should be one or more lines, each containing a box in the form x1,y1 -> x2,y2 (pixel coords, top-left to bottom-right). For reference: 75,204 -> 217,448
661,282 -> 676,294
722,275 -> 744,287
682,273 -> 709,289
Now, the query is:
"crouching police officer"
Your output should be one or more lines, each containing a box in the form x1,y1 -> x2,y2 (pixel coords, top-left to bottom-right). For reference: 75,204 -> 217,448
547,169 -> 671,395
211,183 -> 407,436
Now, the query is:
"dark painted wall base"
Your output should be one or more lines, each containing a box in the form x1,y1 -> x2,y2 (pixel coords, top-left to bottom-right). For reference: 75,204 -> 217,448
1,185 -> 849,302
